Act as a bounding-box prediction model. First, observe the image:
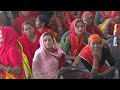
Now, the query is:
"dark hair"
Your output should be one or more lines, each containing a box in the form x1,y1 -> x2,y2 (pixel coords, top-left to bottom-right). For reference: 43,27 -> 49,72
43,32 -> 54,40
75,20 -> 84,27
37,14 -> 49,28
21,21 -> 35,31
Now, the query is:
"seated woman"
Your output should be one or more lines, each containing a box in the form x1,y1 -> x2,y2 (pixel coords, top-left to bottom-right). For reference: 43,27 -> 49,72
49,11 -> 71,42
74,34 -> 116,79
63,19 -> 90,57
0,26 -> 26,79
32,32 -> 75,79
81,11 -> 112,39
18,21 -> 40,70
35,14 -> 56,38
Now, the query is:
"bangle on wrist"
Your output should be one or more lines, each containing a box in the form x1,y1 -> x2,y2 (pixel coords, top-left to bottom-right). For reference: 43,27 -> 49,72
7,66 -> 11,73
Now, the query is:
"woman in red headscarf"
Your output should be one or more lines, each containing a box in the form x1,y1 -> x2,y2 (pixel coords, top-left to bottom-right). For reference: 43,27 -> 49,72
0,26 -> 26,79
11,11 -> 36,37
18,21 -> 40,70
63,19 -> 90,57
81,11 -> 112,39
74,34 -> 116,79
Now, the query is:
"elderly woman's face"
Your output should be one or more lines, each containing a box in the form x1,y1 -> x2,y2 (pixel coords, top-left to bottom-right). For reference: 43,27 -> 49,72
0,31 -> 3,43
23,24 -> 34,38
83,14 -> 93,25
74,21 -> 85,35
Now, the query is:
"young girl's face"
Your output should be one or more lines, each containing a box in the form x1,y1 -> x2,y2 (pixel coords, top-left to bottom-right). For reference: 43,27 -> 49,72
43,35 -> 54,49
0,31 -> 3,44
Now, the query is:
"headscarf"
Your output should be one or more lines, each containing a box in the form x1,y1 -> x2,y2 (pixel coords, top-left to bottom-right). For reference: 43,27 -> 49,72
81,11 -> 102,36
0,26 -> 25,79
18,32 -> 40,69
88,34 -> 101,43
32,32 -> 65,79
69,19 -> 85,56
0,26 -> 22,66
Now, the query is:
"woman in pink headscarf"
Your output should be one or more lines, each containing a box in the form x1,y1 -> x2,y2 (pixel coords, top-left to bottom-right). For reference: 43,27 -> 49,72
32,32 -> 66,79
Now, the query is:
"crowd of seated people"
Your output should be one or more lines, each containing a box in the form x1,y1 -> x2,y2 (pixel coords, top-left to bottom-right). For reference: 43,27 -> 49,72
0,11 -> 119,79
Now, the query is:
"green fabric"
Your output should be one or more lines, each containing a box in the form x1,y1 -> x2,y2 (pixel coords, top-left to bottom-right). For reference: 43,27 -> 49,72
63,37 -> 71,55
63,34 -> 90,55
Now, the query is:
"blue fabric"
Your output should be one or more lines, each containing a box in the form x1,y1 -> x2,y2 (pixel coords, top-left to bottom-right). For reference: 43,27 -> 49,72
61,30 -> 71,46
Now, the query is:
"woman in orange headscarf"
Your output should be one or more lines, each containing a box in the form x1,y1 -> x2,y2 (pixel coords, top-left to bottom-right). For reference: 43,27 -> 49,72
74,34 -> 116,79
0,26 -> 26,79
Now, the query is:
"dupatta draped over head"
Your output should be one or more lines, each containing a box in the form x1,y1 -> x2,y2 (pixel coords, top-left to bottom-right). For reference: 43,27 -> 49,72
0,26 -> 25,79
32,32 -> 65,79
69,19 -> 86,56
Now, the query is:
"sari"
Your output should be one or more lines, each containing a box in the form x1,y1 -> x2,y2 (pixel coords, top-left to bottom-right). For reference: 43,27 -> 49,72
81,11 -> 102,36
17,41 -> 32,79
68,19 -> 89,56
80,45 -> 108,73
18,32 -> 40,70
11,11 -> 36,37
0,26 -> 26,79
32,32 -> 65,79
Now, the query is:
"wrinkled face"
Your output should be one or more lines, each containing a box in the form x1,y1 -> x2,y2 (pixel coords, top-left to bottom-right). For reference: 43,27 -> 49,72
35,17 -> 43,28
89,41 -> 102,53
83,14 -> 93,25
21,11 -> 30,17
43,35 -> 54,49
23,24 -> 34,38
74,21 -> 85,35
0,31 -> 3,43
